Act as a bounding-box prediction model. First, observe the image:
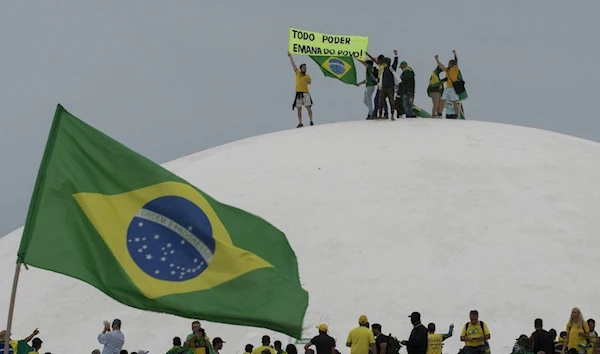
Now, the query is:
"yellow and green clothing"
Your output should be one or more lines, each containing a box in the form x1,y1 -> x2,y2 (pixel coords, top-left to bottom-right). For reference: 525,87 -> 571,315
426,328 -> 453,354
167,346 -> 188,354
461,322 -> 490,348
427,68 -> 444,97
346,326 -> 375,354
186,334 -> 211,354
444,66 -> 460,88
566,322 -> 590,352
252,346 -> 276,354
295,70 -> 310,93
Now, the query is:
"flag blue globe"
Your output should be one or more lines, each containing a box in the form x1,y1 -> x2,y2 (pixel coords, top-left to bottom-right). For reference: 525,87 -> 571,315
328,59 -> 347,75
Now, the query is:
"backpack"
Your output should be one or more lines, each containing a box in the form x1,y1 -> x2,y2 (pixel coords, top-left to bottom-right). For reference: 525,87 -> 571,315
462,322 -> 490,354
386,333 -> 402,354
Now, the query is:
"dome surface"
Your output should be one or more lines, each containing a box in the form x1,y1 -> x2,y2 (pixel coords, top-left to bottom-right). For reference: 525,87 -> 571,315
2,120 -> 600,354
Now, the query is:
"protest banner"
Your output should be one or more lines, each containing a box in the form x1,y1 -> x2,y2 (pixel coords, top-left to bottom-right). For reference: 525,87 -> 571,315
288,27 -> 369,60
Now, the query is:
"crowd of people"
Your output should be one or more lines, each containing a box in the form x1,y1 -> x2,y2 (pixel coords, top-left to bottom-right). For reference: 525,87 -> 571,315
1,308 -> 598,354
287,50 -> 466,128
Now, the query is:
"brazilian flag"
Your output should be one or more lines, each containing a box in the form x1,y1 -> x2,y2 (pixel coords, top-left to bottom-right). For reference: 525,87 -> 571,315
17,105 -> 309,337
309,55 -> 357,85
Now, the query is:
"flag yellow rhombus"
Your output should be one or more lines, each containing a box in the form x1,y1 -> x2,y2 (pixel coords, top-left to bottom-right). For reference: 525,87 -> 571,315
73,181 -> 273,299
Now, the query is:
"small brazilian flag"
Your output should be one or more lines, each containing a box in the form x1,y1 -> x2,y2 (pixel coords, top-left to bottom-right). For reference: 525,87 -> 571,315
309,55 -> 357,85
17,105 -> 309,337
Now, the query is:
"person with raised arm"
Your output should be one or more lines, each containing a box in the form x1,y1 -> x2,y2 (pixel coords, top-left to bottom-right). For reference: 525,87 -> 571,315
435,50 -> 460,118
288,52 -> 313,128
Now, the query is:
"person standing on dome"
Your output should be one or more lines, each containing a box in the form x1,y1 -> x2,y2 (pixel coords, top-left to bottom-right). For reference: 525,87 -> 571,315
288,52 -> 313,128
346,315 -> 376,354
97,319 -> 124,354
426,322 -> 453,354
401,312 -> 428,354
460,310 -> 490,354
185,321 -> 210,354
562,308 -> 591,354
355,59 -> 379,119
434,50 -> 461,118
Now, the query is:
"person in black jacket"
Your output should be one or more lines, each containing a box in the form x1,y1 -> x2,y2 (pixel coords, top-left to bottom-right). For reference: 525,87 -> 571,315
377,53 -> 398,120
397,61 -> 416,118
401,312 -> 428,354
531,319 -> 555,354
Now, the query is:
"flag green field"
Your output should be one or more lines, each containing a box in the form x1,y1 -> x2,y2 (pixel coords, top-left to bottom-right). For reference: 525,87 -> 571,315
309,56 -> 357,85
17,105 -> 309,337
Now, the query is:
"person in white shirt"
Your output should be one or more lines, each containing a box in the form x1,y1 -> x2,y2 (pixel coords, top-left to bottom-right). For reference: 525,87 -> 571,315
97,319 -> 125,354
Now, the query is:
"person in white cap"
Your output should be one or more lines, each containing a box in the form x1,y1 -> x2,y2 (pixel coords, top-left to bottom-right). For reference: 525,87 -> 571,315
97,319 -> 125,354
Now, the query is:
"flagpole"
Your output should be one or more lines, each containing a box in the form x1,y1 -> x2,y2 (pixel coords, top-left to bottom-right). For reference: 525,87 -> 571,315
4,263 -> 22,354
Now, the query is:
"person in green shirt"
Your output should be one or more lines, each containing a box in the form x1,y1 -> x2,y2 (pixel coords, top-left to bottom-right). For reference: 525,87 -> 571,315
167,337 -> 187,354
356,59 -> 379,119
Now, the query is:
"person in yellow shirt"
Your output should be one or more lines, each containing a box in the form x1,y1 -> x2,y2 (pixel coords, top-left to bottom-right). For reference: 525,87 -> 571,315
287,52 -> 313,128
426,323 -> 453,354
434,50 -> 461,119
251,336 -> 276,354
346,315 -> 376,354
460,310 -> 490,354
185,321 -> 210,354
562,308 -> 591,354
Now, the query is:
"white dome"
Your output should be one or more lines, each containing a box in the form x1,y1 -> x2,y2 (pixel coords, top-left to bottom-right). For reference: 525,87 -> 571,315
2,120 -> 600,354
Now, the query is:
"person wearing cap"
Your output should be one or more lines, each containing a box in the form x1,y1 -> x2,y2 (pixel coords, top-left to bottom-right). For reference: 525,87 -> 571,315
98,319 -> 125,354
167,337 -> 187,354
346,315 -> 376,354
460,310 -> 490,354
401,312 -> 428,354
251,336 -> 276,354
244,344 -> 255,354
396,61 -> 416,118
212,338 -> 225,354
305,324 -> 335,354
426,323 -> 453,354
28,338 -> 43,354
186,321 -> 210,354
512,335 -> 534,354
1,328 -> 39,354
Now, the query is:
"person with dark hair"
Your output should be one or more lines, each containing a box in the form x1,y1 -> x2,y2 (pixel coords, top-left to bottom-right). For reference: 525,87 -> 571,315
512,335 -> 534,354
376,53 -> 398,120
305,324 -> 335,354
212,338 -> 225,354
356,59 -> 379,119
401,312 -> 428,354
252,336 -> 276,354
244,345 -> 254,354
427,67 -> 445,117
531,319 -> 555,354
274,341 -> 283,354
366,52 -> 390,118
371,324 -> 388,354
98,319 -> 125,354
460,310 -> 490,354
397,61 -> 416,118
426,323 -> 453,354
29,338 -> 43,354
186,321 -> 209,354
434,50 -> 460,118
285,344 -> 297,354
288,52 -> 313,128
167,337 -> 186,354
587,320 -> 598,354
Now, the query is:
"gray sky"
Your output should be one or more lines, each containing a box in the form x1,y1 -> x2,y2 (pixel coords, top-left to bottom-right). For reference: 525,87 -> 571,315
1,0 -> 599,237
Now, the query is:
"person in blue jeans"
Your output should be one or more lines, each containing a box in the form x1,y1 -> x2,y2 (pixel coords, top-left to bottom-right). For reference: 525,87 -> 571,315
356,59 -> 379,119
397,61 -> 416,118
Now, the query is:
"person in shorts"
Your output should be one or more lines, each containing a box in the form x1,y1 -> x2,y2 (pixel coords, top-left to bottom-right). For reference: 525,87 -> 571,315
434,50 -> 460,117
288,52 -> 313,128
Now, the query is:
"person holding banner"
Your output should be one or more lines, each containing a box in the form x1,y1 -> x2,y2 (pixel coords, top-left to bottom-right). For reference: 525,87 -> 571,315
288,52 -> 314,128
355,59 -> 378,119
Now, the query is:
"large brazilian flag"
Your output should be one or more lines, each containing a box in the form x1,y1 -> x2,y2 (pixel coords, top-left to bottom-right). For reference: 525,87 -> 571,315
17,105 -> 309,337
